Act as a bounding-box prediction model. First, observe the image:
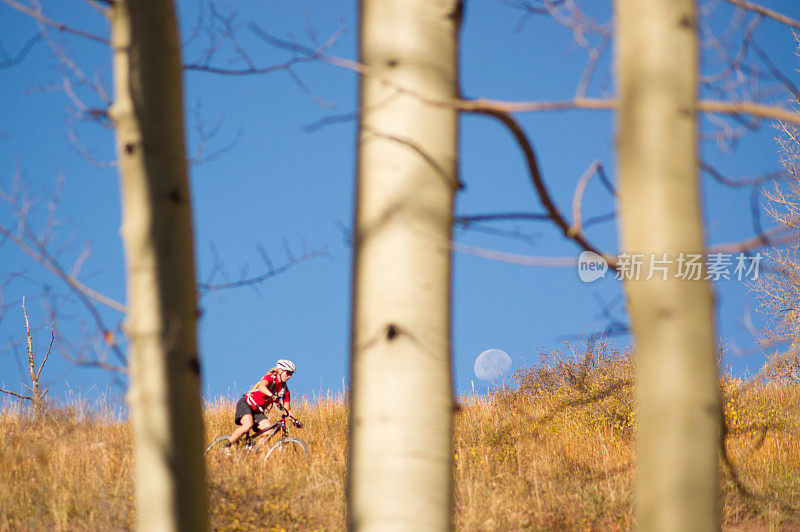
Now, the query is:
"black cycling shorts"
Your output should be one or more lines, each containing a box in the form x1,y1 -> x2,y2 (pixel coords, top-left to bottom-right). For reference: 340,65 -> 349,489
234,396 -> 267,426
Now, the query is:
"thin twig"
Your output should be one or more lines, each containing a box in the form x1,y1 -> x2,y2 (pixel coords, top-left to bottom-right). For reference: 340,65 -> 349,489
701,161 -> 783,188
0,33 -> 42,69
242,30 -> 800,126
0,223 -> 125,313
451,242 -> 580,267
474,108 -> 614,265
36,323 -> 54,380
2,0 -> 109,44
570,161 -> 602,236
0,387 -> 32,401
722,0 -> 800,31
198,246 -> 331,292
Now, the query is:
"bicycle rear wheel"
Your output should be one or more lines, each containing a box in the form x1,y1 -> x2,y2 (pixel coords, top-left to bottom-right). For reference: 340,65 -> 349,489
263,437 -> 307,463
204,434 -> 231,456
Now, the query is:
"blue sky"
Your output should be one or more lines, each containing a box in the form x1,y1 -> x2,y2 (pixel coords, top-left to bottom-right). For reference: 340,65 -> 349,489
1,0 -> 799,407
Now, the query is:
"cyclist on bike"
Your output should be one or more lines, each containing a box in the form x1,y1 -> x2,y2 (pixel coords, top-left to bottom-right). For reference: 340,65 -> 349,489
225,359 -> 296,447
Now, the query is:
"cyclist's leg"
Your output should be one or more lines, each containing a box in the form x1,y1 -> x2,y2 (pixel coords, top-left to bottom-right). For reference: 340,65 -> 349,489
229,397 -> 255,444
229,414 -> 253,443
253,410 -> 269,432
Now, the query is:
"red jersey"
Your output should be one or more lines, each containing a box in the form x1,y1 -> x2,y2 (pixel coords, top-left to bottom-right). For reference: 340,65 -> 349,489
245,373 -> 290,410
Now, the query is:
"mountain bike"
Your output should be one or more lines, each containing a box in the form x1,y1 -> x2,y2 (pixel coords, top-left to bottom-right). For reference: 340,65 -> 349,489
205,402 -> 307,462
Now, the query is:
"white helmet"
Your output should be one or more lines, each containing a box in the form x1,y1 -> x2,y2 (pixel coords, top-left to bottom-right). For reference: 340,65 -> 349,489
276,359 -> 296,373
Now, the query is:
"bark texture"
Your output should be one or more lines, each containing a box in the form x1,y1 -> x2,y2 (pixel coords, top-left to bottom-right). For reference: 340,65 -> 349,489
348,0 -> 462,529
109,1 -> 208,530
616,0 -> 721,529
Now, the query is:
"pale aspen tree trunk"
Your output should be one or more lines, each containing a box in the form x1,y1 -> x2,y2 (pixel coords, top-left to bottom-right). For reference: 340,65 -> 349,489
349,0 -> 462,529
616,0 -> 721,529
109,1 -> 208,530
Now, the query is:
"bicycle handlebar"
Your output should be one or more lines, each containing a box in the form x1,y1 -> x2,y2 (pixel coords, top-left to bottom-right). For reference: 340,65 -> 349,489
275,401 -> 303,428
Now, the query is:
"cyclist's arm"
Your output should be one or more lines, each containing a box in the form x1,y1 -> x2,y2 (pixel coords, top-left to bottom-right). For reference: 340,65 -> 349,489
283,389 -> 292,418
276,398 -> 293,420
255,378 -> 277,400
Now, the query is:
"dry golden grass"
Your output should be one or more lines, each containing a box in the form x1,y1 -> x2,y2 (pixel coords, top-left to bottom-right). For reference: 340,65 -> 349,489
0,403 -> 135,530
1,348 -> 798,531
202,393 -> 348,531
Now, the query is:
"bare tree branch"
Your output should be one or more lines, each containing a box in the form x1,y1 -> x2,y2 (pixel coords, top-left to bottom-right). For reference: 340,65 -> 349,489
455,221 -> 541,249
570,160 -> 603,236
1,0 -> 109,44
700,13 -> 761,86
0,32 -> 41,69
457,212 -> 550,224
451,241 -> 579,267
719,413 -> 800,515
240,26 -> 800,129
185,21 -> 343,78
0,387 -> 32,401
198,244 -> 331,292
575,35 -> 610,99
0,222 -> 126,314
699,100 -> 800,126
708,224 -> 796,254
5,296 -> 51,416
36,321 -> 54,381
701,160 -> 783,188
0,175 -> 127,367
362,126 -> 462,190
722,0 -> 800,31
456,210 -> 620,237
187,100 -> 243,165
749,36 -> 800,102
473,107 -> 614,264
452,224 -> 794,270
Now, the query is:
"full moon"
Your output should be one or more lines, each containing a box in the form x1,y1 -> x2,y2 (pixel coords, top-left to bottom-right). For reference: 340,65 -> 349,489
474,349 -> 512,382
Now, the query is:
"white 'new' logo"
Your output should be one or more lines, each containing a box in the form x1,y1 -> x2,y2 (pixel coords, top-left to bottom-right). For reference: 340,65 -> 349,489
578,251 -> 608,282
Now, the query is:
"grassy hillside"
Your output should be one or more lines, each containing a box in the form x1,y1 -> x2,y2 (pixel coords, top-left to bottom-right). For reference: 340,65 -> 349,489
1,348 -> 798,530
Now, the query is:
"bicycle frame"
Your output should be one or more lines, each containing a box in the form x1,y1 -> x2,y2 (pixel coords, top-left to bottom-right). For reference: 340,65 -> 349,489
242,410 -> 299,451
244,417 -> 286,448
204,405 -> 306,459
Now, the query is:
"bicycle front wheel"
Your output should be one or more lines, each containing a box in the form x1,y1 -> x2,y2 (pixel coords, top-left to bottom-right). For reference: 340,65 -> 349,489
204,434 -> 231,456
263,437 -> 307,463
